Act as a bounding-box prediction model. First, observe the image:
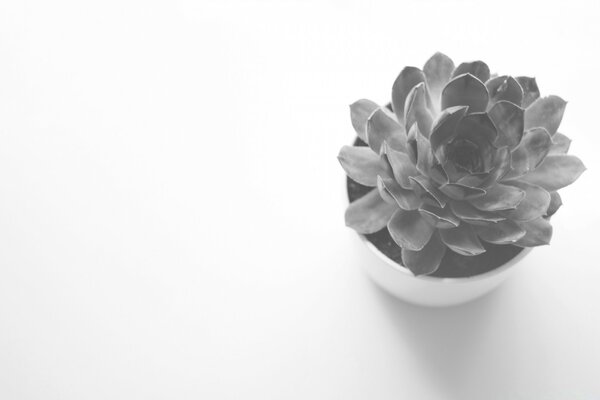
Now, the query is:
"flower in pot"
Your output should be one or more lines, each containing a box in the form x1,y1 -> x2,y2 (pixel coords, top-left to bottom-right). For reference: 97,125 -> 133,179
338,52 -> 585,306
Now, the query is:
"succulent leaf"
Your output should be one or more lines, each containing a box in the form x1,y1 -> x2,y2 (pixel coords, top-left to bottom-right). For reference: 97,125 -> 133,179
545,191 -> 562,217
423,52 -> 455,114
441,159 -> 467,182
485,76 -> 523,107
350,99 -> 379,142
468,183 -> 525,211
499,181 -> 551,222
548,132 -> 571,155
384,144 -> 419,189
456,112 -> 498,145
488,101 -> 524,149
409,175 -> 447,208
392,67 -> 426,123
515,217 -> 553,247
377,175 -> 421,210
414,124 -> 434,176
367,107 -> 407,154
401,232 -> 446,275
524,95 -> 567,136
474,220 -> 526,244
441,73 -> 489,113
440,223 -> 486,256
515,76 -> 540,108
345,189 -> 397,234
387,209 -> 435,251
429,163 -> 449,185
338,145 -> 384,187
518,154 -> 586,191
430,105 -> 469,157
452,61 -> 490,83
404,82 -> 434,137
449,201 -> 506,225
418,203 -> 461,229
440,183 -> 486,200
506,127 -> 553,179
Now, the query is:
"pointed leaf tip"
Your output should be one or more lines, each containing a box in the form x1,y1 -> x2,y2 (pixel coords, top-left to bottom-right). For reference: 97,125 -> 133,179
519,154 -> 586,191
392,67 -> 426,123
524,95 -> 567,136
441,73 -> 489,113
452,60 -> 490,83
387,209 -> 435,251
350,99 -> 379,142
402,232 -> 446,276
345,189 -> 397,234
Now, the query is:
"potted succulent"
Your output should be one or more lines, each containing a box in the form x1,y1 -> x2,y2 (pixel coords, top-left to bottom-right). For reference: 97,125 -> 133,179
339,52 -> 586,307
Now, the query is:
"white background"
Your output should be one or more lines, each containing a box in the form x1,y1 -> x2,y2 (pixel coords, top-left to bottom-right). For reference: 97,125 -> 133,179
1,0 -> 599,399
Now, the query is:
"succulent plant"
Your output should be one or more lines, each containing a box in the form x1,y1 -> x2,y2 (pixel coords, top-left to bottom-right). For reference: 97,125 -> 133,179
339,52 -> 586,276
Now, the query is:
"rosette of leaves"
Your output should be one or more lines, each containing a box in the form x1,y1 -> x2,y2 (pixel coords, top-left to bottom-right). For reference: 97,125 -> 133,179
339,52 -> 585,276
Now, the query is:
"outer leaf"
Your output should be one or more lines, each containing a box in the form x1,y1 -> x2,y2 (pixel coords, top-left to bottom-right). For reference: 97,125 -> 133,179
524,95 -> 567,136
548,132 -> 571,155
441,73 -> 489,113
485,76 -> 523,106
384,145 -> 419,189
488,100 -> 524,149
404,82 -> 433,137
350,99 -> 379,142
515,76 -> 540,108
429,105 -> 469,157
440,223 -> 486,256
392,67 -> 426,123
418,203 -> 460,229
519,154 -> 586,191
366,107 -> 407,154
468,183 -> 525,211
387,209 -> 435,251
423,52 -> 455,114
499,181 -> 551,222
452,61 -> 490,83
345,189 -> 397,234
515,217 -> 553,247
402,232 -> 446,276
439,183 -> 486,200
338,145 -> 383,186
474,219 -> 526,244
545,191 -> 562,217
377,175 -> 421,210
449,201 -> 506,225
506,127 -> 553,179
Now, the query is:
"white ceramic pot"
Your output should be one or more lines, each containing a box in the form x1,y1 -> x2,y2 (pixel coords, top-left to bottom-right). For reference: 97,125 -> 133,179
360,235 -> 532,307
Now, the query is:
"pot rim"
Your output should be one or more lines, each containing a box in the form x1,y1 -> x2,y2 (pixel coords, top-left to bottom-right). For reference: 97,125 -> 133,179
359,234 -> 533,283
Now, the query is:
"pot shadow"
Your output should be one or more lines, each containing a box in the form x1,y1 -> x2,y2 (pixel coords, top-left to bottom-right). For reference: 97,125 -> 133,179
368,278 -> 508,399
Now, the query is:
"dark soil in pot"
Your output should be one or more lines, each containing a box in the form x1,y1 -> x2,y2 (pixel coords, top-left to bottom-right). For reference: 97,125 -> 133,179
347,138 -> 524,278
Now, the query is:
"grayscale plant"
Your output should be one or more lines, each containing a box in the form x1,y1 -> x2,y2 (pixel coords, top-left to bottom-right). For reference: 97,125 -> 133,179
339,52 -> 586,276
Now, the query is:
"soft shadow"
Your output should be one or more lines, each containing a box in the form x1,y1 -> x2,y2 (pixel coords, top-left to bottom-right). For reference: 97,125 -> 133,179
369,278 -> 508,399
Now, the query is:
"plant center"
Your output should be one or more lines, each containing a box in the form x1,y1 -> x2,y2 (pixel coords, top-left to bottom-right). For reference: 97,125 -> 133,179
447,139 -> 482,173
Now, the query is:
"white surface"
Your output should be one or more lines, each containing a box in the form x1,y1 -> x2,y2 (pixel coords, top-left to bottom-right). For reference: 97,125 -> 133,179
0,0 -> 599,399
